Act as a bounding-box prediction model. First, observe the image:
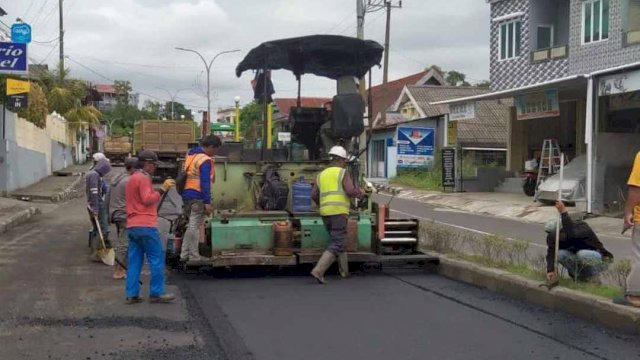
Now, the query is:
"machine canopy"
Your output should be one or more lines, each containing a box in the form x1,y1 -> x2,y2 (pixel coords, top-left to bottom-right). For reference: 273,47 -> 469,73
235,35 -> 384,79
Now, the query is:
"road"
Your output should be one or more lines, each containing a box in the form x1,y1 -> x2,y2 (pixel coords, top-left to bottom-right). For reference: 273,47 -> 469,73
2,177 -> 640,359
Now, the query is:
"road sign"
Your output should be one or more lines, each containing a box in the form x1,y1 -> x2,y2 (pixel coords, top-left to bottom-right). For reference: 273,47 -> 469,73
441,148 -> 456,189
396,126 -> 435,169
0,42 -> 28,74
11,23 -> 32,44
6,78 -> 30,95
447,120 -> 457,146
8,94 -> 28,110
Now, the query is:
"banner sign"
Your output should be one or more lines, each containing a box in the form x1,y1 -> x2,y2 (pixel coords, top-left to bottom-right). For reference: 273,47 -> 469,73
8,94 -> 28,110
599,70 -> 640,96
515,89 -> 560,120
6,78 -> 30,95
396,127 -> 435,168
447,120 -> 457,146
441,148 -> 456,188
11,23 -> 32,44
0,42 -> 28,74
449,101 -> 476,121
277,132 -> 291,143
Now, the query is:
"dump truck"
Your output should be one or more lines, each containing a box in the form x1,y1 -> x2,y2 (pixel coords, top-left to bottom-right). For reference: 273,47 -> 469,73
164,35 -> 436,271
103,135 -> 132,164
133,120 -> 195,179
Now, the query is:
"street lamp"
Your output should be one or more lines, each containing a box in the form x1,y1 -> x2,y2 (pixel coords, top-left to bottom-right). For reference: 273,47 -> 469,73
174,47 -> 241,126
155,87 -> 190,121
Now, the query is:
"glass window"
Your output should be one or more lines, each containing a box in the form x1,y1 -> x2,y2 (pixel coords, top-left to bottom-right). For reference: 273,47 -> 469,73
499,21 -> 521,60
583,0 -> 610,44
537,26 -> 553,49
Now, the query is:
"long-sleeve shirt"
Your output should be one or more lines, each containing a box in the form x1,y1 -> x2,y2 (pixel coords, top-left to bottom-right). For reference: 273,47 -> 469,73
125,170 -> 161,228
545,212 -> 613,272
106,172 -> 130,223
182,147 -> 213,204
311,169 -> 363,205
85,159 -> 111,212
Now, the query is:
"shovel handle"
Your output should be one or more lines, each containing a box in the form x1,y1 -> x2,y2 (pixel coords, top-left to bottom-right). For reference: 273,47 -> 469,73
93,214 -> 108,250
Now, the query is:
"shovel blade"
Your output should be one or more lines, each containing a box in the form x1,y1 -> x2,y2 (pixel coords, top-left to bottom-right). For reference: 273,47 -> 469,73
98,248 -> 115,266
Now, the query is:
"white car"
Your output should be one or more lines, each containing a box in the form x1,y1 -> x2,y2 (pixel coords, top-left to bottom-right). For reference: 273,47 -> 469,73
536,155 -> 586,204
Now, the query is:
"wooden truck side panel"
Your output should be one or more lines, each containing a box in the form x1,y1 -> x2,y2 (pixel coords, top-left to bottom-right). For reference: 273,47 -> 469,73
133,120 -> 195,155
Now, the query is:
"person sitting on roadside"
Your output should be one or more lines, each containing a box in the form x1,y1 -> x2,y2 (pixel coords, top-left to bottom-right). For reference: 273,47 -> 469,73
106,157 -> 137,280
545,200 -> 613,283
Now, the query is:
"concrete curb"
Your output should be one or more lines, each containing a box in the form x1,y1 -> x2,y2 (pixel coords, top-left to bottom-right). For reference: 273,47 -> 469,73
0,206 -> 41,234
12,174 -> 84,203
371,182 -> 403,195
430,252 -> 640,334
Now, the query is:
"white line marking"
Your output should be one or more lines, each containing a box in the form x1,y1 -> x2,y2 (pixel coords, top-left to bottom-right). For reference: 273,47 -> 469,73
390,209 -> 547,250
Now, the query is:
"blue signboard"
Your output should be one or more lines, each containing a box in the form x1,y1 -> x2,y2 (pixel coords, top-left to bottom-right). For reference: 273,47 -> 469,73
396,127 -> 435,168
0,42 -> 28,74
11,23 -> 32,44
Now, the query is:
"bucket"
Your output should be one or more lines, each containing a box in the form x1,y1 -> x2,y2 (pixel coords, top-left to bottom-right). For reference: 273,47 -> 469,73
292,176 -> 313,212
273,221 -> 293,256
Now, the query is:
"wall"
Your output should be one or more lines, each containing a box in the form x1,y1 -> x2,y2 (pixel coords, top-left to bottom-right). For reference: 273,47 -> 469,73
593,132 -> 639,213
569,0 -> 640,75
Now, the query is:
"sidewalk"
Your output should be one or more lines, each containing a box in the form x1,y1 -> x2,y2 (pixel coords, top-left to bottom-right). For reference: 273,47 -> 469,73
372,181 -> 627,240
1,163 -> 91,234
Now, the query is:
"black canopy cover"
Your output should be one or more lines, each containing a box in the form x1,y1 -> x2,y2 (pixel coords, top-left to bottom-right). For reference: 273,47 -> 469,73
235,35 -> 384,80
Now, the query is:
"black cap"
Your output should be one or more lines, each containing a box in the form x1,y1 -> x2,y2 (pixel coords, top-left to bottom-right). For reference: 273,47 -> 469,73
137,150 -> 159,163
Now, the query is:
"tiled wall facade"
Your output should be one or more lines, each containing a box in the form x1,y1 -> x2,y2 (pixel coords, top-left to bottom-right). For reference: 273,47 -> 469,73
489,0 -> 640,92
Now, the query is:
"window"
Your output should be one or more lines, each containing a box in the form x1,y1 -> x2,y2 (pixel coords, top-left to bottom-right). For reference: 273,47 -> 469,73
537,25 -> 554,50
500,21 -> 522,60
583,0 -> 609,44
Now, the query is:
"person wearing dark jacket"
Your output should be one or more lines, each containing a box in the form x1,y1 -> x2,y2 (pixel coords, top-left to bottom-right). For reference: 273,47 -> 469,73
180,135 -> 222,262
86,158 -> 112,262
546,201 -> 613,282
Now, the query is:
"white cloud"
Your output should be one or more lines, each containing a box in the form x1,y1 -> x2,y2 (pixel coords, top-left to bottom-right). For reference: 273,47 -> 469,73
3,0 -> 490,115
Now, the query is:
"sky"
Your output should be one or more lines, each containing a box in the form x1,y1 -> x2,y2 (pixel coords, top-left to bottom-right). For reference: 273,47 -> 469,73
1,0 -> 490,118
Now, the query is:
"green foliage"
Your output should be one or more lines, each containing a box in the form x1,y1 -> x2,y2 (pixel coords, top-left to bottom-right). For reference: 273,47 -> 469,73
163,101 -> 193,120
445,70 -> 471,87
17,82 -> 48,128
114,80 -> 132,106
239,101 -> 263,140
475,80 -> 491,89
392,151 -> 484,191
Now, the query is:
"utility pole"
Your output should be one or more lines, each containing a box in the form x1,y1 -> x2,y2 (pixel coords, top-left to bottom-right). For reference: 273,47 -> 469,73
59,0 -> 64,81
382,1 -> 402,84
356,0 -> 366,100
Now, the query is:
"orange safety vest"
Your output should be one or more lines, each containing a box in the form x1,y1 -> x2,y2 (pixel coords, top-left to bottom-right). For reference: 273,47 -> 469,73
183,153 -> 215,192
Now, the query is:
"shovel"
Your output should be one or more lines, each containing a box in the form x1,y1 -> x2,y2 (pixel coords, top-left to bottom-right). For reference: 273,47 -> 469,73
541,153 -> 565,291
92,212 -> 115,266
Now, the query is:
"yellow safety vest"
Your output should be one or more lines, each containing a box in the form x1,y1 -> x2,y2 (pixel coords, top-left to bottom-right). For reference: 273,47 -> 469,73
317,166 -> 350,216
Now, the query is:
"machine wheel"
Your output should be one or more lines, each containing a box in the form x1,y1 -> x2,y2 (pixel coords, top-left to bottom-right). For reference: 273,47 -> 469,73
523,178 -> 536,197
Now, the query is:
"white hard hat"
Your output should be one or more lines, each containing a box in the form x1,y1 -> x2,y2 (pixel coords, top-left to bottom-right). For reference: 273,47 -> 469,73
328,146 -> 348,159
92,152 -> 106,162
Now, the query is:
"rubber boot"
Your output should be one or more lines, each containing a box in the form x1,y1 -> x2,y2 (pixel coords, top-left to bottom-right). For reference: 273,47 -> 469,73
310,251 -> 335,284
338,252 -> 349,278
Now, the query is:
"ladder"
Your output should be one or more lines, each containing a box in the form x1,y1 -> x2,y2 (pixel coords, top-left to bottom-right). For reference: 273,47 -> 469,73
535,139 -> 562,199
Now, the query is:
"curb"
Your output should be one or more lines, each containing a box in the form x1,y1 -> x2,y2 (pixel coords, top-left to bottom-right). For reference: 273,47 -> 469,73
371,182 -> 403,195
0,206 -> 41,234
430,252 -> 640,334
11,174 -> 84,203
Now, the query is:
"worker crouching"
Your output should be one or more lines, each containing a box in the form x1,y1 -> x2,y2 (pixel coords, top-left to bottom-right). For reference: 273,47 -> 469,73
310,146 -> 365,284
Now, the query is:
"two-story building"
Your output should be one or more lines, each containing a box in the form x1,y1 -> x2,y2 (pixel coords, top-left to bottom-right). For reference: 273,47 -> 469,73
94,84 -> 140,112
436,0 -> 640,215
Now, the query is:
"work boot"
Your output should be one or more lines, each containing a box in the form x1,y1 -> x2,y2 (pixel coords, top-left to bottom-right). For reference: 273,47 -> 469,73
113,264 -> 126,280
149,293 -> 176,303
310,251 -> 335,284
125,296 -> 143,305
338,252 -> 349,278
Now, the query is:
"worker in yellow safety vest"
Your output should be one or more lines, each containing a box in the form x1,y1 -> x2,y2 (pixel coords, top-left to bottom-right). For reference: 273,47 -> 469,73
180,135 -> 222,262
310,146 -> 366,284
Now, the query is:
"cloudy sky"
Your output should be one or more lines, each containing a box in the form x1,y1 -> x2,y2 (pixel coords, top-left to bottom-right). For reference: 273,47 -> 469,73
2,0 -> 490,117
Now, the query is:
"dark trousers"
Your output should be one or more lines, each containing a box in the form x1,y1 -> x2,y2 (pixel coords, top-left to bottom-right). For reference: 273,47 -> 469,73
322,214 -> 348,254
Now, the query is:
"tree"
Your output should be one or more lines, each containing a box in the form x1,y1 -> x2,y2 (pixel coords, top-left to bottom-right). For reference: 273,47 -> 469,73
163,101 -> 193,120
114,80 -> 132,106
239,102 -> 263,140
445,71 -> 471,87
475,80 -> 491,89
141,100 -> 162,119
17,82 -> 48,128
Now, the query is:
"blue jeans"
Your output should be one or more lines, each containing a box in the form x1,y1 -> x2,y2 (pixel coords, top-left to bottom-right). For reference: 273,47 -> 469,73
558,249 -> 606,281
126,227 -> 165,298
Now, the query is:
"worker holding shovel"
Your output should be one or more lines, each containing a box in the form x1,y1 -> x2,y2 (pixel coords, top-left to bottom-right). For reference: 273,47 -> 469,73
86,157 -> 112,263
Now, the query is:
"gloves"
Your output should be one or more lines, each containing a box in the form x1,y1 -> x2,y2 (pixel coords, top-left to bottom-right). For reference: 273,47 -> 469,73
162,179 -> 176,193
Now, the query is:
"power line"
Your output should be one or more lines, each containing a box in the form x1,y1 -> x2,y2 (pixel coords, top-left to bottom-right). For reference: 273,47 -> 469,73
324,10 -> 354,34
31,0 -> 51,25
39,43 -> 59,64
23,1 -> 37,20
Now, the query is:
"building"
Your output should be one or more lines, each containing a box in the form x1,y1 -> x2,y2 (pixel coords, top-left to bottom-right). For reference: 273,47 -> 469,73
435,0 -> 640,214
369,85 -> 510,181
217,106 -> 237,124
94,84 -> 139,112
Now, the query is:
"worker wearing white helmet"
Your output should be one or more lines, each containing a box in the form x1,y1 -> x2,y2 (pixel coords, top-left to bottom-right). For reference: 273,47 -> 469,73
309,146 -> 366,284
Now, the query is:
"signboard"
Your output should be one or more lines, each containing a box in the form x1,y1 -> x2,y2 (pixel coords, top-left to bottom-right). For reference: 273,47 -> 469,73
277,132 -> 291,143
6,78 -> 30,95
515,89 -> 560,120
609,91 -> 640,111
0,42 -> 28,74
447,120 -> 458,146
449,101 -> 475,121
599,70 -> 640,96
396,127 -> 435,168
8,94 -> 28,110
11,23 -> 32,44
441,148 -> 456,188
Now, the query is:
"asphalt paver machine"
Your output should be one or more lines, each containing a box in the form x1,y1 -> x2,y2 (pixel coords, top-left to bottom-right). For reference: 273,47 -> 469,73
168,35 -> 436,269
